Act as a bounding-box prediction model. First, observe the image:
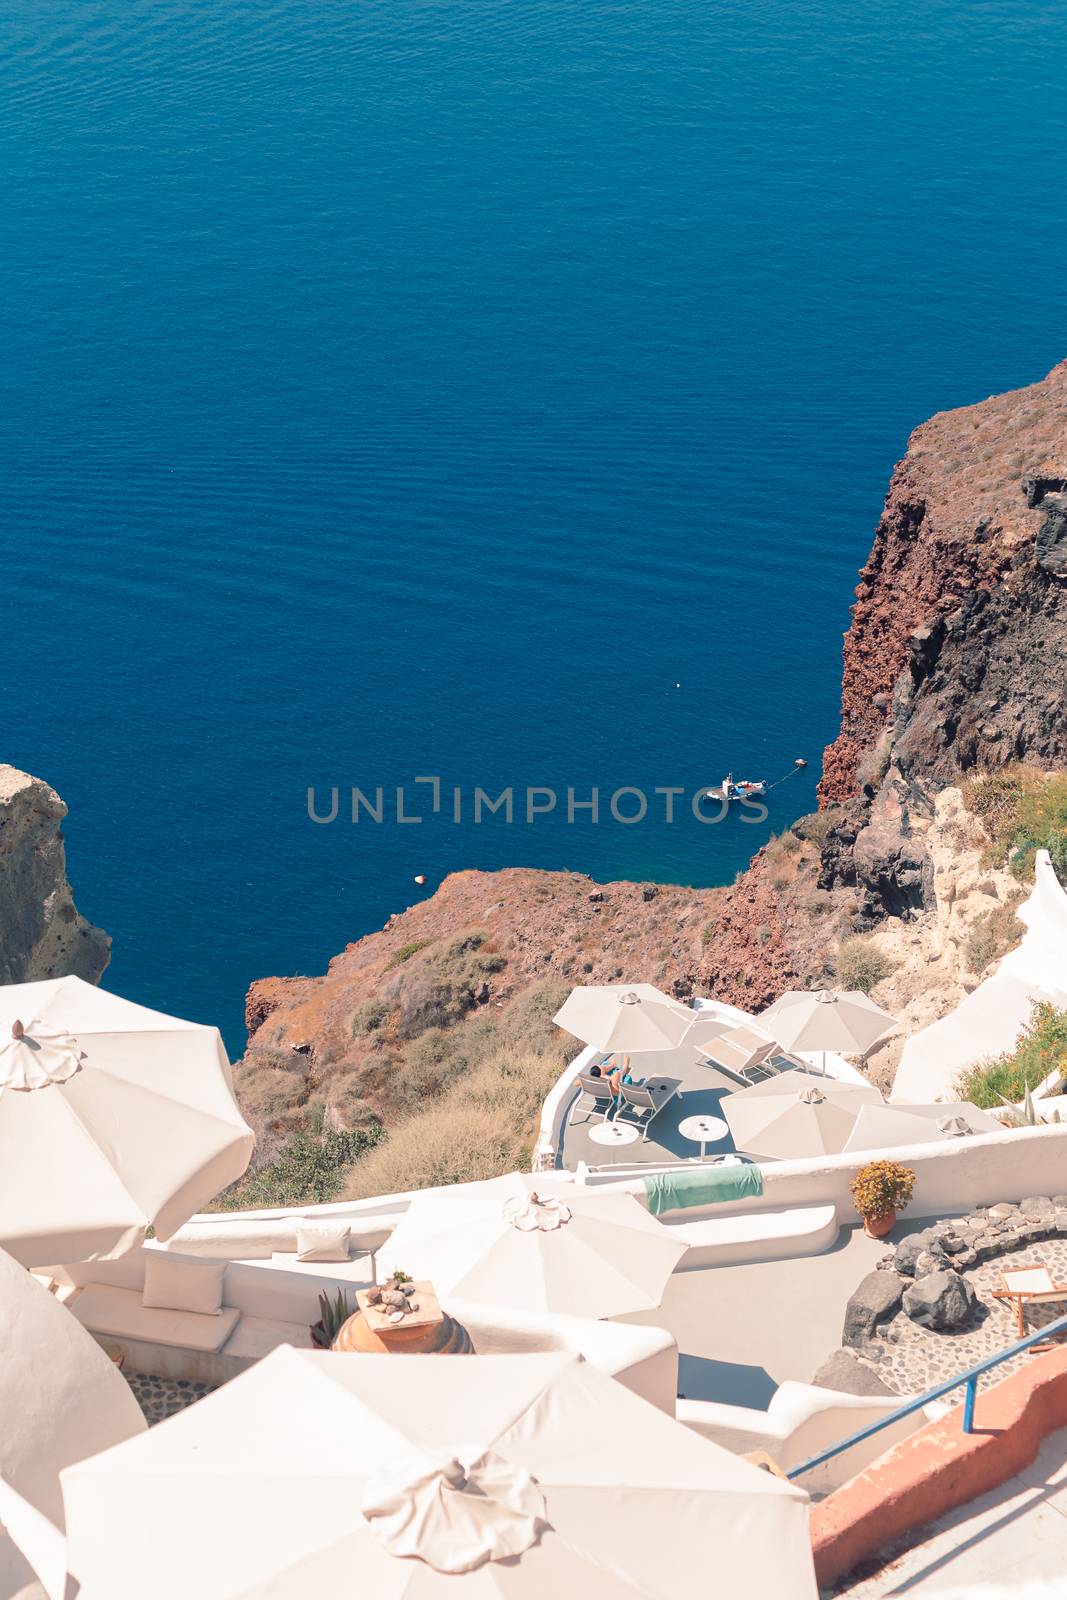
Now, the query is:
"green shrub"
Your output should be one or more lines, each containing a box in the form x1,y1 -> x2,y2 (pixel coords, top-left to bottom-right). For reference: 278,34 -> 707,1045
794,807 -> 846,848
385,939 -> 434,971
392,932 -> 507,1039
1011,777 -> 1067,884
964,899 -> 1024,975
231,1066 -> 307,1127
481,980 -> 572,1062
208,1125 -> 384,1212
391,979 -> 574,1111
766,831 -> 801,862
962,766 -> 1067,887
323,1071 -> 382,1130
350,998 -> 391,1036
956,1002 -> 1067,1109
962,768 -> 1026,836
835,937 -> 895,994
341,1050 -> 564,1201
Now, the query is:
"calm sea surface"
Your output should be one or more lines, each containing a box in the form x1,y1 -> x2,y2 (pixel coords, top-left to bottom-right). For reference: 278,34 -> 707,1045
2,0 -> 1066,1051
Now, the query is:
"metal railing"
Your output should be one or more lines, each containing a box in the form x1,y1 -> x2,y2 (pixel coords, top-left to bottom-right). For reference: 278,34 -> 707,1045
787,1309 -> 1067,1481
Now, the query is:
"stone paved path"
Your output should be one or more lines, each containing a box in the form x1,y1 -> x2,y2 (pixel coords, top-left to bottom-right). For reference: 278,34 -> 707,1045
857,1238 -> 1067,1398
125,1370 -> 218,1424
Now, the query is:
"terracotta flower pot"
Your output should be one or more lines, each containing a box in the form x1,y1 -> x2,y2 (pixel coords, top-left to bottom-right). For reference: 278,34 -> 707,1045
863,1209 -> 896,1239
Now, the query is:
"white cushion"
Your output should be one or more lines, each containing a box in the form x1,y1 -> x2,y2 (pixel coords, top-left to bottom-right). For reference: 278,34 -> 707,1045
165,1219 -> 300,1259
295,1225 -> 351,1263
143,1253 -> 227,1315
71,1284 -> 240,1353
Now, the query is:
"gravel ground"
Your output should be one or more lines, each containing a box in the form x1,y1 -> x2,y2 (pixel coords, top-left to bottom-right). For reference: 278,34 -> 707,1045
856,1237 -> 1067,1397
124,1370 -> 218,1424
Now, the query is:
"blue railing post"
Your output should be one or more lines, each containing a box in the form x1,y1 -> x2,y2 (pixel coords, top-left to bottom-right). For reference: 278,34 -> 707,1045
962,1375 -> 977,1433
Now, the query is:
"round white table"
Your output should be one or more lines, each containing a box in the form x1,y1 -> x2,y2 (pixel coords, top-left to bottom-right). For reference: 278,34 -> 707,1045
678,1114 -> 730,1159
588,1121 -> 640,1148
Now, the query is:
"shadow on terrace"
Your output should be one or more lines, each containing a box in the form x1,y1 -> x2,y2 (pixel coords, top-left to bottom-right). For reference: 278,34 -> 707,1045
558,1047 -> 743,1170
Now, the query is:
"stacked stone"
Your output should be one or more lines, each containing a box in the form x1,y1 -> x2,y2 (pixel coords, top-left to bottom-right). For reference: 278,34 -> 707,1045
815,1198 -> 1067,1399
890,1196 -> 1067,1281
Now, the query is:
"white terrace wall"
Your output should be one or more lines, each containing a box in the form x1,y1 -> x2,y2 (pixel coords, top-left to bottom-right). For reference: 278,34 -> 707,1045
580,1122 -> 1067,1220
532,998 -> 864,1170
189,1120 -> 1067,1242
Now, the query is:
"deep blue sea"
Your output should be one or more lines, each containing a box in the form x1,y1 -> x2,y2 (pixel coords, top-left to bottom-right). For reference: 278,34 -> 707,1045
2,0 -> 1066,1053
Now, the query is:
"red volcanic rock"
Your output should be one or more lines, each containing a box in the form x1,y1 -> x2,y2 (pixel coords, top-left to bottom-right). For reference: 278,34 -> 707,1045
821,357 -> 1067,803
236,868 -> 725,1140
704,357 -> 1067,1001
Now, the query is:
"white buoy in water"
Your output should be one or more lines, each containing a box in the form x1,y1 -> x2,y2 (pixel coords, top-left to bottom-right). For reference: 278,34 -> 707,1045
414,874 -> 426,885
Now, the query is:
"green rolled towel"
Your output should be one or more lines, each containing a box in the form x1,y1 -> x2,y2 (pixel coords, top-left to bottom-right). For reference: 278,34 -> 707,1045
643,1162 -> 764,1216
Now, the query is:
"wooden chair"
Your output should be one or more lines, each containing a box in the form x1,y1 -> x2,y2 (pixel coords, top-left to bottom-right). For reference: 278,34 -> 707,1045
991,1261 -> 1067,1348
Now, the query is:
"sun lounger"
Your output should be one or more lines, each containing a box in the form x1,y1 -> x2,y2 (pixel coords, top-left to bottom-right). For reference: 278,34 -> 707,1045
695,1026 -> 809,1085
991,1261 -> 1067,1346
574,1072 -> 617,1124
613,1076 -> 681,1141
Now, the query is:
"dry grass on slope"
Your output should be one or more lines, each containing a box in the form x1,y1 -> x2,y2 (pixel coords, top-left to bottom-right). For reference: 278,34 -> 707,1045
340,1048 -> 564,1200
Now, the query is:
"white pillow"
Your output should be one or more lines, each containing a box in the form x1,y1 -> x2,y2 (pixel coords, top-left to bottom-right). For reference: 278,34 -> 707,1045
142,1254 -> 227,1315
295,1225 -> 351,1263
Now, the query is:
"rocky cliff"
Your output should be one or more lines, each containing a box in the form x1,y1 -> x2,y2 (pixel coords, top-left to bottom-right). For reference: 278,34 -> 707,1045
237,869 -> 722,1140
239,358 -> 1067,1137
0,765 -> 110,984
701,357 -> 1067,1008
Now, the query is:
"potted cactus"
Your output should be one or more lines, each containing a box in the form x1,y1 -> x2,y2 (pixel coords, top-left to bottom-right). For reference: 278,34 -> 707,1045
850,1159 -> 916,1239
310,1287 -> 352,1349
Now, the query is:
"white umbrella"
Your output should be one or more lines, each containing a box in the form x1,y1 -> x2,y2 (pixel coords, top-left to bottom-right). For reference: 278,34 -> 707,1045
0,976 -> 253,1266
377,1173 -> 686,1319
722,1070 -> 882,1160
841,1101 -> 1002,1155
61,1346 -> 818,1600
0,1245 -> 145,1532
760,988 -> 898,1068
553,983 -> 694,1053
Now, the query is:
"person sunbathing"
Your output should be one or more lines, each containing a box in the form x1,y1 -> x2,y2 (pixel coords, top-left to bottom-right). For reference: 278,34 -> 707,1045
607,1055 -> 645,1102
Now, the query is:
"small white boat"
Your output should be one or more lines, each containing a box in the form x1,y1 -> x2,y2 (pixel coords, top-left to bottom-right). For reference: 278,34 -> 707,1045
704,773 -> 767,802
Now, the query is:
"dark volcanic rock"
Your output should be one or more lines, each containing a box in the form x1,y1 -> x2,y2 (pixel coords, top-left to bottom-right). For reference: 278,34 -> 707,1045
892,567 -> 1067,783
850,775 -> 934,919
842,1271 -> 905,1347
1036,493 -> 1067,576
903,1269 -> 977,1331
0,765 -> 110,985
895,1232 -> 947,1277
1022,472 -> 1067,508
812,1349 -> 897,1397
